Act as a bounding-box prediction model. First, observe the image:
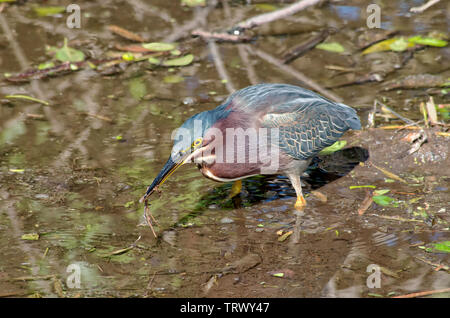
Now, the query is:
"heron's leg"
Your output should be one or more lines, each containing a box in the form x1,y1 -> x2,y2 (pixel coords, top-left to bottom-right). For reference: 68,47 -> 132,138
288,173 -> 306,210
228,180 -> 242,199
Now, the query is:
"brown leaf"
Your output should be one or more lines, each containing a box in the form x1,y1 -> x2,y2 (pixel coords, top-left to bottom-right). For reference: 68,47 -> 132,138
107,25 -> 145,42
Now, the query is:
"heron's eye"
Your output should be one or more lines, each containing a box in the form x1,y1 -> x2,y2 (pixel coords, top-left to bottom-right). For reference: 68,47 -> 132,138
192,138 -> 202,148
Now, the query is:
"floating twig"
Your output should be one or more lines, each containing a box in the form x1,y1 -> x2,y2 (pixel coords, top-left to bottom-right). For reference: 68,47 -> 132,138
370,214 -> 424,223
26,113 -> 46,120
358,189 -> 373,215
234,0 -> 321,31
415,256 -> 449,272
368,162 -> 409,184
192,29 -> 253,42
378,125 -> 422,130
410,0 -> 440,13
393,287 -> 450,298
375,100 -> 416,126
5,94 -> 49,106
107,25 -> 145,42
84,112 -> 113,122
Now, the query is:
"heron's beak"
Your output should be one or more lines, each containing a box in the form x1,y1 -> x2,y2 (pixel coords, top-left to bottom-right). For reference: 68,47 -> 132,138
139,154 -> 188,202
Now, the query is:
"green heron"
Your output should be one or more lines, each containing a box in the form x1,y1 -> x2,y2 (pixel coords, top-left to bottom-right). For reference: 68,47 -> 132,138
141,83 -> 360,210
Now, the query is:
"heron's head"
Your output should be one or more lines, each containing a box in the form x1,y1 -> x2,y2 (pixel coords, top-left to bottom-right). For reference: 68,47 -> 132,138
140,111 -> 221,201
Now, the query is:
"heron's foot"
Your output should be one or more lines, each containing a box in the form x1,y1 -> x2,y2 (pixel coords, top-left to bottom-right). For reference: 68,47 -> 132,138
227,180 -> 242,199
294,195 -> 307,211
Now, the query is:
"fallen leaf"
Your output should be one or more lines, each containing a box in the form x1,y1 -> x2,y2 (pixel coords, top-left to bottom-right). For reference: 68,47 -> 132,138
408,35 -> 447,47
163,75 -> 184,84
372,195 -> 397,207
430,241 -> 450,253
108,25 -> 144,42
181,0 -> 206,7
33,6 -> 65,16
142,42 -> 176,52
54,38 -> 85,63
278,231 -> 293,242
163,54 -> 194,67
316,42 -> 345,53
21,233 -> 39,241
5,94 -> 49,106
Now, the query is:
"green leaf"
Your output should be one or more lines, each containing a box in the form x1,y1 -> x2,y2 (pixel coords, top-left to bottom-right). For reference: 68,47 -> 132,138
319,140 -> 347,155
9,168 -> 25,173
33,6 -> 65,16
372,195 -> 396,207
124,201 -> 134,208
163,54 -> 194,67
128,78 -> 147,100
430,241 -> 450,253
21,233 -> 39,241
374,189 -> 390,196
55,38 -> 85,63
362,37 -> 414,55
272,272 -> 284,278
142,42 -> 176,52
5,94 -> 49,106
122,53 -> 135,61
148,57 -> 161,65
389,37 -> 409,52
349,185 -> 377,189
408,36 -> 447,47
181,0 -> 206,7
254,4 -> 278,12
316,42 -> 345,53
163,75 -> 184,84
170,49 -> 182,56
38,61 -> 55,70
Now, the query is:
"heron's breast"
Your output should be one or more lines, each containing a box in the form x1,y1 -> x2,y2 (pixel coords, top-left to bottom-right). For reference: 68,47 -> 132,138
198,163 -> 260,182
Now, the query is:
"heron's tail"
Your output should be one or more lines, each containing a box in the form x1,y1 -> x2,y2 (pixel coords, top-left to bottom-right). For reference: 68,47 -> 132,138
337,103 -> 361,130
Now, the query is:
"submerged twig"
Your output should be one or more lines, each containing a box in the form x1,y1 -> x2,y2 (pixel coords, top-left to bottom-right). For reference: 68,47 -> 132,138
248,46 -> 343,102
282,28 -> 333,64
144,199 -> 159,238
415,256 -> 449,272
237,44 -> 260,85
209,40 -> 236,93
393,287 -> 450,298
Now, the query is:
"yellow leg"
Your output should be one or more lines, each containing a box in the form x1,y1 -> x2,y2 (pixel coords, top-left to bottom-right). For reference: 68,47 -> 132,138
228,180 -> 242,199
288,173 -> 307,211
294,194 -> 307,210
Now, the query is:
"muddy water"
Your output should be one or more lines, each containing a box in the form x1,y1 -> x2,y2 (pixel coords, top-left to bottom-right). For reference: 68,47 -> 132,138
0,0 -> 449,297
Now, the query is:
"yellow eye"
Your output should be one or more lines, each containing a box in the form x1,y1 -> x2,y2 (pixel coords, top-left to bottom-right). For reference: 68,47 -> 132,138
193,138 -> 202,147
